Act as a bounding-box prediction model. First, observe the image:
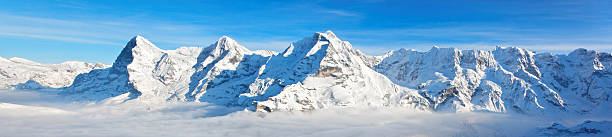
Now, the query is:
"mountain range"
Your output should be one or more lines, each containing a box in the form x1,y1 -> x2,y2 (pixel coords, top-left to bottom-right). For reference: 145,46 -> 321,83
1,30 -> 610,115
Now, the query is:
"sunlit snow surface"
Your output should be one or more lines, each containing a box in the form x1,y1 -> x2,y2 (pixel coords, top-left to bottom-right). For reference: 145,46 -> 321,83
1,89 -> 610,137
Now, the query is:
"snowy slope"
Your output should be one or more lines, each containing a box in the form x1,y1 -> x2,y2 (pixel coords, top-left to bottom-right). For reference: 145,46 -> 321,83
373,47 -> 568,114
62,32 -> 429,111
528,120 -> 612,137
535,49 -> 612,114
0,56 -> 108,89
246,31 -> 429,112
51,31 -> 612,114
64,35 -> 277,103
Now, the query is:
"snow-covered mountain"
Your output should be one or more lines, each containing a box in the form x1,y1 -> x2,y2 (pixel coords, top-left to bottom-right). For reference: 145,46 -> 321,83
8,30 -> 610,114
528,120 -> 612,137
63,35 -> 277,102
375,47 -> 563,114
244,31 -> 428,111
62,32 -> 429,112
0,57 -> 108,89
374,46 -> 611,114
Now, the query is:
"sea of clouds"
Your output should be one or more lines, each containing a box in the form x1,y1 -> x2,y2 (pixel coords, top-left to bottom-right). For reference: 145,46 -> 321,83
0,89 -> 607,137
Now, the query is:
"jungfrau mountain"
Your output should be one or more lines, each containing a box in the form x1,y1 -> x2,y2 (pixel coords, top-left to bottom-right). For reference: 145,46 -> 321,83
3,30 -> 610,114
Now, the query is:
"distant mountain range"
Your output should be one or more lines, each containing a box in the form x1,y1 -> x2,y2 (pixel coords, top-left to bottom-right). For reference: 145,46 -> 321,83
1,30 -> 610,115
0,57 -> 108,89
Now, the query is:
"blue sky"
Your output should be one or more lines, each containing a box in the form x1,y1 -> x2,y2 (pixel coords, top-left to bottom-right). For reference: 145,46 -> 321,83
1,0 -> 611,64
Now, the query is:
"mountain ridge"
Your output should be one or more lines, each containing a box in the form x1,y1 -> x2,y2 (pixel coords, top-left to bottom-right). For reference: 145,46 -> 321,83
1,30 -> 610,115
0,56 -> 108,89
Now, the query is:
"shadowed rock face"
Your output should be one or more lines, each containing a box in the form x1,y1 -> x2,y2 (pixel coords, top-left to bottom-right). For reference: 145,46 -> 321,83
54,31 -> 611,114
62,36 -> 159,101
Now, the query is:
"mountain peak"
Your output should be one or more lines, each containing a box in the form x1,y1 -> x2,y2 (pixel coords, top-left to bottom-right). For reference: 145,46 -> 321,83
126,35 -> 160,50
0,56 -> 7,63
46,31 -> 611,115
428,46 -> 458,52
396,48 -> 416,53
7,57 -> 39,65
493,46 -> 536,58
212,35 -> 247,51
315,30 -> 358,51
313,30 -> 338,42
133,35 -> 145,40
202,35 -> 253,58
113,35 -> 162,68
494,46 -> 526,52
216,36 -> 238,46
568,48 -> 593,57
217,35 -> 234,42
321,30 -> 337,37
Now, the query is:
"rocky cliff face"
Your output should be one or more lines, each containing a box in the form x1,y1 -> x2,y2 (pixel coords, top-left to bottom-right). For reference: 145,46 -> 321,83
54,31 -> 611,114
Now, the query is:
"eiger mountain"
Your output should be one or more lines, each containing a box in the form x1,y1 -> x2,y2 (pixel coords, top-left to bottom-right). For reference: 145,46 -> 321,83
2,31 -> 610,114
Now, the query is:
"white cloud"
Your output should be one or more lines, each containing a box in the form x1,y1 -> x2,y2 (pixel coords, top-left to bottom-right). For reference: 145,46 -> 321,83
2,89 -> 608,137
0,13 -> 220,49
320,9 -> 361,17
0,32 -> 123,46
336,26 -> 612,55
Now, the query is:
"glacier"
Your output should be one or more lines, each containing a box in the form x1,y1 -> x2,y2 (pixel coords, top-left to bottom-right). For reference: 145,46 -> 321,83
1,30 -> 610,115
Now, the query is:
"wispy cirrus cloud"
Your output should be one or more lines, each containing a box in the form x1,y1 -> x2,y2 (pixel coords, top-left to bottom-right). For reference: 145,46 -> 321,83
335,25 -> 612,55
1,0 -> 612,63
0,32 -> 123,46
320,9 -> 361,17
0,13 -> 219,48
0,12 -> 299,49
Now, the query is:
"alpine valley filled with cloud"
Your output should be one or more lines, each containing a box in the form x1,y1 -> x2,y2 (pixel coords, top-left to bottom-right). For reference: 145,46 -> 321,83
1,30 -> 611,137
2,0 -> 612,137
